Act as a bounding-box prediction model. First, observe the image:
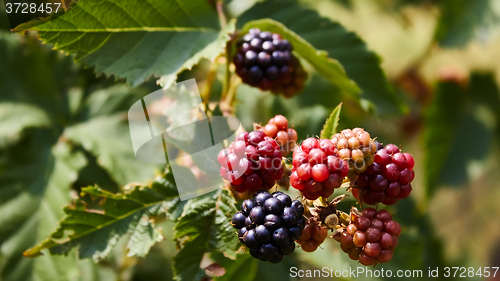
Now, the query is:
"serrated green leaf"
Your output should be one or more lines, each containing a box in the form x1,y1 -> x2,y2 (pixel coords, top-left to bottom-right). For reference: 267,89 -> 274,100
126,210 -> 164,257
23,167 -> 179,261
241,19 -> 360,99
237,0 -> 407,115
320,103 -> 342,139
14,0 -> 232,86
423,73 -> 499,198
173,189 -> 239,281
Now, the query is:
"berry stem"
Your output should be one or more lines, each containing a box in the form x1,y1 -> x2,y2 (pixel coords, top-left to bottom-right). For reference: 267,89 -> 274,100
203,57 -> 220,104
216,0 -> 227,29
221,37 -> 234,107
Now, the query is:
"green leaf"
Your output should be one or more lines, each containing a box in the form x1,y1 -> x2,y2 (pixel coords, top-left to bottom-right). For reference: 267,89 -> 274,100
63,115 -> 158,185
173,189 -> 239,281
213,254 -> 258,281
423,73 -> 499,198
435,0 -> 500,48
14,0 -> 232,86
320,103 -> 342,139
211,251 -> 298,281
241,19 -> 360,99
0,102 -> 52,147
0,31 -> 72,118
237,0 -> 407,115
0,131 -> 91,281
23,168 -> 180,261
81,85 -> 148,120
0,31 -> 105,281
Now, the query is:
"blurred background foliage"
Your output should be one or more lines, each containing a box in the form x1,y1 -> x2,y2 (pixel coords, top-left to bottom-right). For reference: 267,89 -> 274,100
1,0 -> 500,280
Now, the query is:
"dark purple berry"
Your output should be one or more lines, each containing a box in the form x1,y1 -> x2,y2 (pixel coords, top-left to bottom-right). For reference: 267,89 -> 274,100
244,50 -> 257,66
249,206 -> 266,225
243,229 -> 259,248
254,190 -> 272,206
264,197 -> 283,214
248,66 -> 263,81
233,30 -> 306,97
289,225 -> 303,240
231,212 -> 246,229
264,214 -> 282,231
282,207 -> 299,226
280,241 -> 295,255
265,65 -> 280,80
241,199 -> 254,216
254,225 -> 271,243
272,227 -> 291,246
274,192 -> 292,207
245,216 -> 254,229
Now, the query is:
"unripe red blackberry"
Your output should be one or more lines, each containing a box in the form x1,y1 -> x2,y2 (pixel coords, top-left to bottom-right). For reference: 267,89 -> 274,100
233,28 -> 307,98
335,208 -> 400,265
260,115 -> 298,157
219,131 -> 284,193
290,138 -> 349,200
296,219 -> 328,252
331,128 -> 377,174
232,191 -> 306,263
352,144 -> 415,205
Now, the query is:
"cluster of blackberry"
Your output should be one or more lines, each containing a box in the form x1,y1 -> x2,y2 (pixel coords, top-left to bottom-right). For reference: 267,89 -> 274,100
260,115 -> 298,157
290,138 -> 349,200
352,144 -> 415,205
233,28 -> 307,98
218,130 -> 284,193
331,128 -> 378,174
334,208 -> 401,265
220,112 -> 415,266
231,191 -> 306,263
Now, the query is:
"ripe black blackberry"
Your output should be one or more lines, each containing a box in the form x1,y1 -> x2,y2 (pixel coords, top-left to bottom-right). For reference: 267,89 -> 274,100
218,130 -> 284,193
231,191 -> 306,263
233,28 -> 307,97
333,208 -> 401,265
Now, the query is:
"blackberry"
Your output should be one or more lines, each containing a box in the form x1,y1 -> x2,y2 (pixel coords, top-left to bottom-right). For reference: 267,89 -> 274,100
296,219 -> 329,252
290,138 -> 349,200
260,115 -> 298,157
233,28 -> 307,98
218,130 -> 284,193
352,144 -> 415,205
334,208 -> 401,265
231,191 -> 305,263
331,128 -> 378,174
